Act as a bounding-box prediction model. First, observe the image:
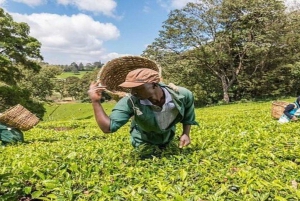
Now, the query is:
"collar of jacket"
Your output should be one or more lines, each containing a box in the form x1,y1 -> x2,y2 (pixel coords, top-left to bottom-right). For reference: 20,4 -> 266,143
159,83 -> 185,116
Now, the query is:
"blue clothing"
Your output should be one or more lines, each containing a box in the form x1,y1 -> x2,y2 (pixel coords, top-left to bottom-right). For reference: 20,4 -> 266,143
283,97 -> 300,119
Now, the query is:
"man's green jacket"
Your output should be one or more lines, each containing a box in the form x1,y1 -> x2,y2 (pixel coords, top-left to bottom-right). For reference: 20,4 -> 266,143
109,83 -> 199,147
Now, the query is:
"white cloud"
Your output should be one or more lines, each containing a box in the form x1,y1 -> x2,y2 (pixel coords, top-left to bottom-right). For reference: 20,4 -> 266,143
100,52 -> 130,63
13,0 -> 46,7
9,0 -> 118,17
11,12 -> 121,64
0,0 -> 7,6
143,5 -> 151,13
157,0 -> 198,10
170,0 -> 198,9
57,0 -> 117,17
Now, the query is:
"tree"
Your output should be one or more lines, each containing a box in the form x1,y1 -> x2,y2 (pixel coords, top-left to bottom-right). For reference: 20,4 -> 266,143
0,84 -> 45,118
85,63 -> 93,71
0,8 -> 43,85
70,62 -> 79,74
147,0 -> 291,102
19,66 -> 61,101
94,61 -> 104,69
78,62 -> 84,71
233,5 -> 300,100
54,79 -> 66,100
143,46 -> 222,106
0,8 -> 45,117
65,76 -> 80,100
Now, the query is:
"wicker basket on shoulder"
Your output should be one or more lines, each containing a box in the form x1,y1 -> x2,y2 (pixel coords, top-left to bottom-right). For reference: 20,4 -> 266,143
271,101 -> 289,119
0,104 -> 40,131
97,55 -> 161,100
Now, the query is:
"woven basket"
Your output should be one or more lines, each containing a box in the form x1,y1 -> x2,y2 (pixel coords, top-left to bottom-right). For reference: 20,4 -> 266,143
97,56 -> 161,99
271,101 -> 289,119
0,104 -> 40,131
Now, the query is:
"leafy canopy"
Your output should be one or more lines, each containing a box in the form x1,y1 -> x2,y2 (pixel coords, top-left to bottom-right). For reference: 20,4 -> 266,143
0,8 -> 43,85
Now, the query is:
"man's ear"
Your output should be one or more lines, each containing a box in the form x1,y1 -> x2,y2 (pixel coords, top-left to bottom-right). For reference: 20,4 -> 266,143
152,83 -> 158,88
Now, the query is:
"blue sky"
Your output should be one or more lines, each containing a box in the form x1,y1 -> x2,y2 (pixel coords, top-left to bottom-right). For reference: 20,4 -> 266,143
0,0 -> 298,65
0,0 -> 199,65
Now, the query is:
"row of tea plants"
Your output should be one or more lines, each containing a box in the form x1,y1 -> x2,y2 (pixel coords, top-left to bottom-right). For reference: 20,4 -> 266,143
1,100 -> 300,200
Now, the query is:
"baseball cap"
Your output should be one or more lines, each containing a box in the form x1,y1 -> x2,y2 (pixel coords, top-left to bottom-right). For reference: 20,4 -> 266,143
119,68 -> 160,88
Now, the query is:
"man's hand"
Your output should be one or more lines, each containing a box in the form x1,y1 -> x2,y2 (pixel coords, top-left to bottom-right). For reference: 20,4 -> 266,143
88,82 -> 106,102
291,116 -> 298,121
179,134 -> 191,148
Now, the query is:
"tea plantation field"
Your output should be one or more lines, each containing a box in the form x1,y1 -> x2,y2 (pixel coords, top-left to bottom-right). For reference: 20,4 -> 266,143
1,100 -> 300,200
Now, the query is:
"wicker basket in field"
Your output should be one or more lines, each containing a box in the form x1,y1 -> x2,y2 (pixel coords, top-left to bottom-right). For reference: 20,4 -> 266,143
97,55 -> 161,100
271,101 -> 289,119
0,104 -> 40,131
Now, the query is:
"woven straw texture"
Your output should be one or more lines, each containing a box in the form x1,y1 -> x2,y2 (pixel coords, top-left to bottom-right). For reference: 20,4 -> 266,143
97,56 -> 161,97
271,101 -> 289,119
0,104 -> 40,131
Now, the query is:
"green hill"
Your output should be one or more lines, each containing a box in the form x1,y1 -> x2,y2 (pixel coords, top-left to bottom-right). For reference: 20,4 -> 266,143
43,102 -> 115,121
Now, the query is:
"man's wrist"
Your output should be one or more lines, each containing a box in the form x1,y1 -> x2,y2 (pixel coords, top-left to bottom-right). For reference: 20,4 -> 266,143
91,100 -> 101,104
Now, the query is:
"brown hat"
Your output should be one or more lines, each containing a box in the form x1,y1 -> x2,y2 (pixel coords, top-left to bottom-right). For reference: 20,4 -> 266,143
119,68 -> 160,88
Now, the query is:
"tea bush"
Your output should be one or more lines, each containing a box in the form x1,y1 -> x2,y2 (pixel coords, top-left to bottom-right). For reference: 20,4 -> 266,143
1,100 -> 300,200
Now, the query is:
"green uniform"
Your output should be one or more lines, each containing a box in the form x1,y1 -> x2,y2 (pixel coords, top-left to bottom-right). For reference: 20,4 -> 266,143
109,83 -> 199,147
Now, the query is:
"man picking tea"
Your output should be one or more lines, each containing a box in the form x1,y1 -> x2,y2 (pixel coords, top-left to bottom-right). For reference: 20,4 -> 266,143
88,57 -> 198,149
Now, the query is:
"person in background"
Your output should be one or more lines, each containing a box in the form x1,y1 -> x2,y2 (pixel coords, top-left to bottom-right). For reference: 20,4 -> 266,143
0,123 -> 24,146
278,96 -> 300,123
88,68 -> 198,152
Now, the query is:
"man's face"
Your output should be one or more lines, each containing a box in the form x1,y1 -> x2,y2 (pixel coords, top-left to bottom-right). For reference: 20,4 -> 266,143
130,83 -> 155,100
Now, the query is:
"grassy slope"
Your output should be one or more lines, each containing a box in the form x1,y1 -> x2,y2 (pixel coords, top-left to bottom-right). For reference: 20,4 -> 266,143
1,99 -> 300,200
55,71 -> 90,79
43,102 -> 116,121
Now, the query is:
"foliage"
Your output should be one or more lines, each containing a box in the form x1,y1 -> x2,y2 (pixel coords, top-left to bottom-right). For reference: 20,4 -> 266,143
64,76 -> 81,100
53,79 -> 66,100
18,66 -> 62,101
42,66 -> 63,77
0,8 -> 46,117
0,85 -> 45,118
143,0 -> 300,103
0,8 -> 43,85
2,100 -> 300,200
290,62 -> 300,96
161,56 -> 222,106
56,72 -> 87,79
77,70 -> 99,102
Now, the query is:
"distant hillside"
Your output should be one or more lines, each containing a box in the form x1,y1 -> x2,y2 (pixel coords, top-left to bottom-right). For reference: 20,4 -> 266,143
55,71 -> 91,79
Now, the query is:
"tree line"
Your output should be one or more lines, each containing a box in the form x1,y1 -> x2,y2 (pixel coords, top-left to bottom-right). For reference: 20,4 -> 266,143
42,61 -> 104,73
1,0 -> 300,118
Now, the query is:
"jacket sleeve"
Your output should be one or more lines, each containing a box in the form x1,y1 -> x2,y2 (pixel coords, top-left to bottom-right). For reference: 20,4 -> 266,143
283,103 -> 295,119
109,96 -> 134,132
182,90 -> 199,126
178,87 -> 199,126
